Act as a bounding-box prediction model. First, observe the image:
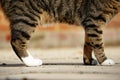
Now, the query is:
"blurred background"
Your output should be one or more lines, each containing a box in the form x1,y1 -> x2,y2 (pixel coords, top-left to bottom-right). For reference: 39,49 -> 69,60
0,8 -> 120,48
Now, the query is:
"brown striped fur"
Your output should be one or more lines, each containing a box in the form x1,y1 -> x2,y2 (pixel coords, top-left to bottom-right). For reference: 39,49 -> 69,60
0,0 -> 120,65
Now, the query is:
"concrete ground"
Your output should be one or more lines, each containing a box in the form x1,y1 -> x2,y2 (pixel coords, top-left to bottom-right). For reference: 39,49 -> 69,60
0,46 -> 120,80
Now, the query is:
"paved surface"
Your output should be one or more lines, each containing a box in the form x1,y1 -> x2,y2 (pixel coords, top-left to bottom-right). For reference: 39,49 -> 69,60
0,47 -> 120,80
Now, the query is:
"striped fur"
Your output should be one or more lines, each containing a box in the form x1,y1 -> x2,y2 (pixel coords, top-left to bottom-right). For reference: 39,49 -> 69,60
0,0 -> 120,66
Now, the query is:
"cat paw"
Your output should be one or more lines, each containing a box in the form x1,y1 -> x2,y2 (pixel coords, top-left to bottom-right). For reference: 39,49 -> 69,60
21,51 -> 43,67
91,58 -> 98,65
22,55 -> 42,67
84,58 -> 98,65
101,59 -> 115,66
22,58 -> 43,67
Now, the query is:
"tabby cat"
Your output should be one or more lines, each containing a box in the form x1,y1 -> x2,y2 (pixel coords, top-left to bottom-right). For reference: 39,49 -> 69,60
0,0 -> 120,66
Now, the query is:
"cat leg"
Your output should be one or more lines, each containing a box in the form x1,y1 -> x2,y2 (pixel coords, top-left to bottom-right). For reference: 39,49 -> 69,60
85,26 -> 114,65
11,27 -> 42,67
83,33 -> 98,65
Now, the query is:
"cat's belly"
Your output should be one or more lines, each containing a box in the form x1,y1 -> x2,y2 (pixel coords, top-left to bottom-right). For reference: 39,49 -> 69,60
38,11 -> 81,26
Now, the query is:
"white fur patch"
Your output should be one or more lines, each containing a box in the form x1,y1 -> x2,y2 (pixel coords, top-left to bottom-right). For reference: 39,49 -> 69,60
22,51 -> 42,67
101,59 -> 115,66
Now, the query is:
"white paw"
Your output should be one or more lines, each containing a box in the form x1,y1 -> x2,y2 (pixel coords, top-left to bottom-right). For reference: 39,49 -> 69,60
22,58 -> 42,67
22,52 -> 42,67
101,59 -> 115,66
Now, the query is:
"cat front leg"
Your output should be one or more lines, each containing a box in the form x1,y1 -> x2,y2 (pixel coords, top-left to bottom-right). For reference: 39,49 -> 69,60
85,26 -> 115,65
82,16 -> 115,65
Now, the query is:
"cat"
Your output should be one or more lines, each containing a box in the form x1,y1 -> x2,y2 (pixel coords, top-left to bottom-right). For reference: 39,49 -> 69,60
0,0 -> 120,66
